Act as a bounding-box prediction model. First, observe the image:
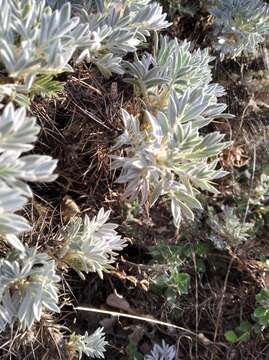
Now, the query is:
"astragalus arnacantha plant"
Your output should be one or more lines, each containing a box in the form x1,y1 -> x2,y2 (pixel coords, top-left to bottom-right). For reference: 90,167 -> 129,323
0,248 -> 60,332
67,0 -> 170,77
207,206 -> 254,249
143,340 -> 176,360
124,35 -> 227,115
111,32 -> 232,226
208,0 -> 269,59
0,0 -> 169,102
0,0 -> 89,104
58,208 -> 127,279
68,327 -> 108,359
0,0 -> 62,331
111,91 -> 230,227
0,103 -> 57,251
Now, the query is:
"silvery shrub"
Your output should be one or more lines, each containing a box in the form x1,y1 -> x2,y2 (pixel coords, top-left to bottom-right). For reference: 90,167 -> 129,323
112,35 -> 232,227
208,0 -> 269,59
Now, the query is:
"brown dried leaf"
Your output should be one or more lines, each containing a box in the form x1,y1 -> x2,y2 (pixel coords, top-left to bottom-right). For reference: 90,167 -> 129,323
220,144 -> 249,169
61,195 -> 80,223
106,293 -> 131,312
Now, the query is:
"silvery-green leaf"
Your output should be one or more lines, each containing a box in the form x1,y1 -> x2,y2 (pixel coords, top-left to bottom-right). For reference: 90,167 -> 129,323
131,3 -> 171,33
4,234 -> 25,252
95,53 -> 124,77
0,103 -> 39,152
171,198 -> 182,227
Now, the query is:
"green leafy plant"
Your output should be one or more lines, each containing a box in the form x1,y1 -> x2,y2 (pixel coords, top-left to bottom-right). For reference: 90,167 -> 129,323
152,269 -> 190,305
163,0 -> 200,17
224,289 -> 269,344
253,289 -> 269,330
150,241 -> 208,304
224,321 -> 252,343
29,75 -> 64,99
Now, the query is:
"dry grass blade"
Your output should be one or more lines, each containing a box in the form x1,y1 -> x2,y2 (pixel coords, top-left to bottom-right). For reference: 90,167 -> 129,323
75,306 -> 196,332
75,305 -> 228,349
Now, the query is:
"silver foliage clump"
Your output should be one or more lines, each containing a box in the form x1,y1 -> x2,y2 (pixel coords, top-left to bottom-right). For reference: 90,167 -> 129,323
68,327 -> 108,359
59,208 -> 127,279
0,248 -> 60,332
0,103 -> 57,251
124,35 -> 227,113
143,340 -> 176,360
73,0 -> 171,77
207,206 -> 254,249
111,93 -> 229,227
0,0 -> 89,104
112,35 -> 231,227
209,0 -> 269,59
47,0 -> 170,77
